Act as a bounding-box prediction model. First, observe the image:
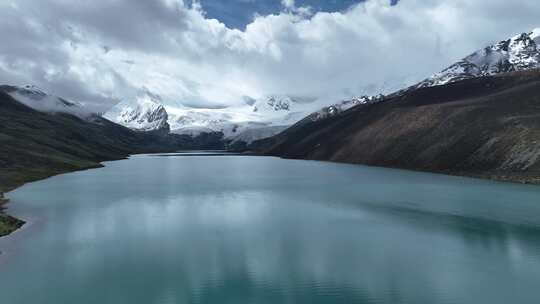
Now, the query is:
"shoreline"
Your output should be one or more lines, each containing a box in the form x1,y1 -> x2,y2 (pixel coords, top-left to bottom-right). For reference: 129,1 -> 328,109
268,154 -> 540,186
0,162 -> 110,237
0,195 -> 25,237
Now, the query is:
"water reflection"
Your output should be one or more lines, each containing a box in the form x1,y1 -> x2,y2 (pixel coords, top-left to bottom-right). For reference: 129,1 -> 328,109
1,156 -> 540,304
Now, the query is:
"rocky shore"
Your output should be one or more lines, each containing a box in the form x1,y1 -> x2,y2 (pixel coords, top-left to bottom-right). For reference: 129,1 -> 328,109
0,193 -> 25,237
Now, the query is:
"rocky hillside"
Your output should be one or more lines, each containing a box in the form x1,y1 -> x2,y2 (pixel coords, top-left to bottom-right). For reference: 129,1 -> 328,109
262,69 -> 540,184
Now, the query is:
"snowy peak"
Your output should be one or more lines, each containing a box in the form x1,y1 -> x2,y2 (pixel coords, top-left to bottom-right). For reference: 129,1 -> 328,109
170,95 -> 313,137
417,29 -> 540,88
168,109 -> 233,136
249,95 -> 318,126
505,32 -> 540,68
0,84 -> 90,117
103,91 -> 170,132
531,28 -> 540,41
253,95 -> 294,112
309,95 -> 384,121
104,91 -> 359,144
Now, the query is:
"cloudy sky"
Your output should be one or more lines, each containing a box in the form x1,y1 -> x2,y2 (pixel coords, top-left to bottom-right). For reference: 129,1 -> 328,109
1,0 -> 539,111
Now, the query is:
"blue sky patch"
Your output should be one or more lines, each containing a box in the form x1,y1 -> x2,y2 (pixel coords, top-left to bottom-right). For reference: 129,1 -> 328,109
194,0 -> 380,29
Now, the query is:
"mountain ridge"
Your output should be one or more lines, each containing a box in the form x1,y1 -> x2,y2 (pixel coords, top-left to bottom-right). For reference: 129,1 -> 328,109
104,94 -> 328,144
0,85 -> 92,118
259,68 -> 540,184
416,29 -> 540,89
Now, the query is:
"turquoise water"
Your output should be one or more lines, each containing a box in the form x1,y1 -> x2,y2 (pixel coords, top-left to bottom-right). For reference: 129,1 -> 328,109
1,155 -> 540,304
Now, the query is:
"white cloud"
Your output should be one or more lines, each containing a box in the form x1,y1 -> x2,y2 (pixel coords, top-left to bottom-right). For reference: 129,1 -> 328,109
0,0 -> 539,111
282,0 -> 295,10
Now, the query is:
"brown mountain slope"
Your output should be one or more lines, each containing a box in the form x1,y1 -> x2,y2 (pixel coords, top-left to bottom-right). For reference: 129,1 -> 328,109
262,69 -> 540,183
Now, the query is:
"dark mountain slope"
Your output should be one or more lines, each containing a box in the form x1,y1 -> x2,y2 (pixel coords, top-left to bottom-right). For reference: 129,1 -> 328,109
0,92 -> 221,235
2,91 -> 173,192
263,69 -> 540,184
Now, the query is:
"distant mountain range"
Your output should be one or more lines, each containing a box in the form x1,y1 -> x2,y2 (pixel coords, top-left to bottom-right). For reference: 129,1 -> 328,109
103,93 -> 333,145
102,28 -> 540,146
3,28 -> 540,185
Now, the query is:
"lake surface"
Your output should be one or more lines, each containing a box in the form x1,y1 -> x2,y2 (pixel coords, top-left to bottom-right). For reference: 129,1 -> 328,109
2,154 -> 540,304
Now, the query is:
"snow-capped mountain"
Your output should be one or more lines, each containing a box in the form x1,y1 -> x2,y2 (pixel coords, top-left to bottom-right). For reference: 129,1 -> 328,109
168,95 -> 317,142
417,28 -> 540,88
103,93 -> 323,143
249,95 -> 316,126
254,95 -> 294,112
102,91 -> 396,143
103,90 -> 170,132
0,85 -> 90,118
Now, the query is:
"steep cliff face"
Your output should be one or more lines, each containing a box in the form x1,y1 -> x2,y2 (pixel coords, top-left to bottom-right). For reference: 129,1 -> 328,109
263,69 -> 540,183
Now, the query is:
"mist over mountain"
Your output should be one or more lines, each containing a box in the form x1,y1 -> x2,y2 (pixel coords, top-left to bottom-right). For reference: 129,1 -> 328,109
2,0 -> 540,114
